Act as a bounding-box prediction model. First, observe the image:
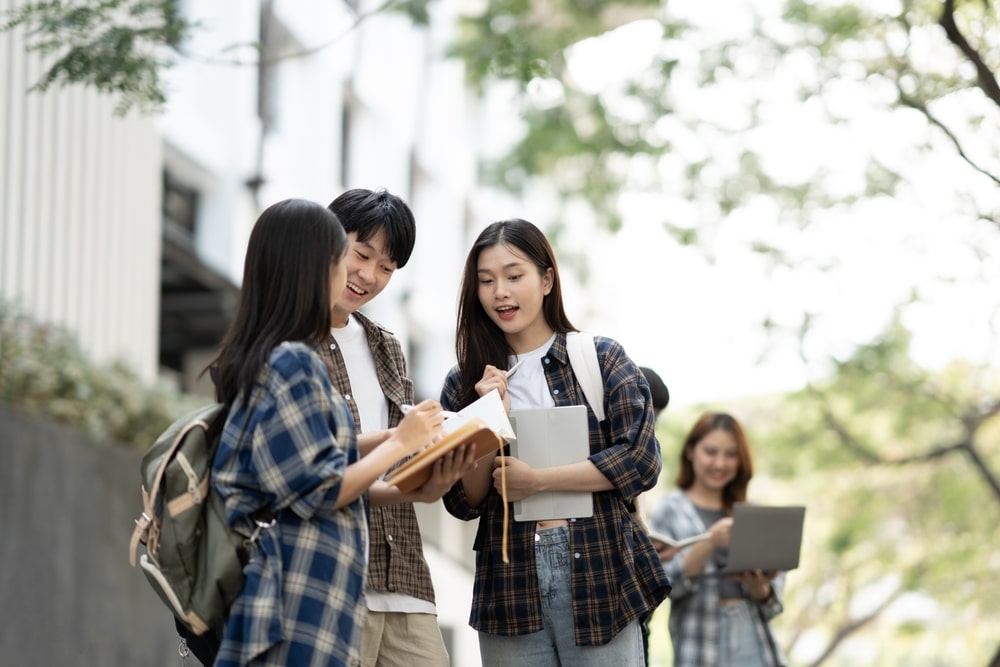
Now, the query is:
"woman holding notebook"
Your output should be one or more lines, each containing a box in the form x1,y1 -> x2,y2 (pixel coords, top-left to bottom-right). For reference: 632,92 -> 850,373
649,412 -> 787,667
206,199 -> 444,666
440,218 -> 671,666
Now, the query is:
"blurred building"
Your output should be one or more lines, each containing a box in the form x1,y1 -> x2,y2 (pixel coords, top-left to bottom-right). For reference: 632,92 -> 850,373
0,0 -> 484,661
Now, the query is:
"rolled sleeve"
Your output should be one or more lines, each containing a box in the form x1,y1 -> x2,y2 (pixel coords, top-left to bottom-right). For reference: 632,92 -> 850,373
586,339 -> 661,499
440,366 -> 485,520
215,343 -> 356,528
257,346 -> 352,519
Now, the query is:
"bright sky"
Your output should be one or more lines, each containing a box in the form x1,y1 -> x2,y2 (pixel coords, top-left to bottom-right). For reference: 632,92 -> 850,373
548,1 -> 1000,407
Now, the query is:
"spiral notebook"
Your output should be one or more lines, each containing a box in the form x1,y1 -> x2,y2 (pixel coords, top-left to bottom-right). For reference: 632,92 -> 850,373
508,405 -> 593,522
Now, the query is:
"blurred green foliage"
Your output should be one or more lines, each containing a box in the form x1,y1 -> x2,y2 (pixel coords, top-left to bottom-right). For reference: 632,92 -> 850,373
0,298 -> 199,449
650,315 -> 1000,664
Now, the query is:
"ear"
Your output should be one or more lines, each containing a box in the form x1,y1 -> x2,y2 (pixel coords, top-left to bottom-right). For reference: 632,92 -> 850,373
542,267 -> 554,295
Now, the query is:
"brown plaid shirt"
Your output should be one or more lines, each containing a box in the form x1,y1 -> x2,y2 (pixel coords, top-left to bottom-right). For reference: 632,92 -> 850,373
317,311 -> 435,604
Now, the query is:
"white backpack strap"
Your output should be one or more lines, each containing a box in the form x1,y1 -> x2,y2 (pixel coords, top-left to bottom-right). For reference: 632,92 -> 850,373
566,331 -> 605,422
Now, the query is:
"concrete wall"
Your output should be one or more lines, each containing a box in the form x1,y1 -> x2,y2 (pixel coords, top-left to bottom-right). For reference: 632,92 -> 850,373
0,403 -> 484,665
0,405 -> 181,666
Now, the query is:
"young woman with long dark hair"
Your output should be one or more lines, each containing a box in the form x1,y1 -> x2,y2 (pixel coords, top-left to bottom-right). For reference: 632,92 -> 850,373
207,198 -> 443,666
649,412 -> 786,667
441,218 -> 671,667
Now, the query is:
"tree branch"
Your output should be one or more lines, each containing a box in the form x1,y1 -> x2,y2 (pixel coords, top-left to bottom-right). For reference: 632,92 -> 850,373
177,0 -> 400,67
898,92 -> 1000,187
939,0 -> 1000,107
808,580 -> 905,667
962,441 -> 1000,504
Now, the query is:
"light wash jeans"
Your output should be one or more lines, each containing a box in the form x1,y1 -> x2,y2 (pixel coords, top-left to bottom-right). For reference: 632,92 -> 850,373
478,525 -> 644,667
719,599 -> 767,667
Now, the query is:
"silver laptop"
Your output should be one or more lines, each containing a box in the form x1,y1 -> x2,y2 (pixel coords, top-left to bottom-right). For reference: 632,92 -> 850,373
722,503 -> 806,574
508,406 -> 594,522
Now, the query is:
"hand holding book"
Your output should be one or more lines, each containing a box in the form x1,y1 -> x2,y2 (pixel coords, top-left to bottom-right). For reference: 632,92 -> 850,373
384,418 -> 503,494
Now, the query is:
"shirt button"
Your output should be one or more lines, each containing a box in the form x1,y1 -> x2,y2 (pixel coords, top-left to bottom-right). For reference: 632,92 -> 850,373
543,358 -> 550,364
553,389 -> 560,395
345,394 -> 352,401
574,552 -> 581,559
387,534 -> 393,542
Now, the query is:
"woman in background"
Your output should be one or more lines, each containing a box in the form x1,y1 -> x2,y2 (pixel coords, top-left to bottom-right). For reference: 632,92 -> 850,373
208,198 -> 444,666
649,412 -> 786,667
441,218 -> 671,666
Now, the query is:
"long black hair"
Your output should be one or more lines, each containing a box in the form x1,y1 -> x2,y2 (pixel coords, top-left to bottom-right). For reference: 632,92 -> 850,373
454,219 -> 575,406
208,198 -> 348,405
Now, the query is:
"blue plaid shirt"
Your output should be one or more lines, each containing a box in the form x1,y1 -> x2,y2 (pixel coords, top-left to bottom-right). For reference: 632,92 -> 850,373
442,333 -> 671,646
650,490 -> 786,667
212,342 -> 366,666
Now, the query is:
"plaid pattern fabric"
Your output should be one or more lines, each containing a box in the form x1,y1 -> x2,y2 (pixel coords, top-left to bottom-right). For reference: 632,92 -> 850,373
212,342 -> 366,666
441,333 -> 672,646
649,490 -> 787,667
317,311 -> 436,604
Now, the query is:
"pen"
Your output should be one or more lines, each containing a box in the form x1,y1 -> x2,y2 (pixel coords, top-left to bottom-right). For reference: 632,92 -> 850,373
400,404 -> 460,418
505,359 -> 525,378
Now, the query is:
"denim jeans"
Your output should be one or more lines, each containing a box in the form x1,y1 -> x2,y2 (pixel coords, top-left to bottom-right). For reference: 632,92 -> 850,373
478,525 -> 644,667
719,600 -> 767,667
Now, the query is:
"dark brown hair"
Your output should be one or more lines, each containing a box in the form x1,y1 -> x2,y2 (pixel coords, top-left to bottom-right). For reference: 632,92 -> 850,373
675,412 -> 754,513
208,199 -> 348,405
454,219 -> 575,406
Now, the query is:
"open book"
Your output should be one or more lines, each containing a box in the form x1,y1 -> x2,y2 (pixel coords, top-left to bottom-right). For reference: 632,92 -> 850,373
384,418 -> 503,494
646,528 -> 712,550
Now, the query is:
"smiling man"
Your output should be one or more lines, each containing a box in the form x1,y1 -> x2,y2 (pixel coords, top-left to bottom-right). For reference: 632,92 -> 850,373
319,188 -> 469,667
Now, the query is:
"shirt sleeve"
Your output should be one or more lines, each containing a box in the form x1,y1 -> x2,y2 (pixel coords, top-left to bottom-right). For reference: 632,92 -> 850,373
756,570 -> 785,620
440,366 -> 485,521
586,338 -> 662,500
649,491 -> 703,600
253,344 -> 353,521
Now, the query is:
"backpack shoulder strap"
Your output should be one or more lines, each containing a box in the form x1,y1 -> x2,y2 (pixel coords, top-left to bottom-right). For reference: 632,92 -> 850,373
566,331 -> 605,422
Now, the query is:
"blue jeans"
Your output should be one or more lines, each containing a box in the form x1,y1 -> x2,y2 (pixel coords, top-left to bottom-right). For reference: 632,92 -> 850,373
719,600 -> 767,667
478,525 -> 644,667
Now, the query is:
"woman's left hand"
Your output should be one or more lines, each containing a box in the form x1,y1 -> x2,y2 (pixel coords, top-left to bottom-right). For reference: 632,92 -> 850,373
738,569 -> 778,601
491,455 -> 537,501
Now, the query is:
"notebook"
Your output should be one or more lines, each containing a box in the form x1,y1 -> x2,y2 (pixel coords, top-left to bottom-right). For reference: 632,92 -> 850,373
722,502 -> 806,574
383,418 -> 503,494
508,405 -> 594,522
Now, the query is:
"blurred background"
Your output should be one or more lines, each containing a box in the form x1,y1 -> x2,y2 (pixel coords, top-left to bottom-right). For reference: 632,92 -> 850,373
1,0 -> 998,665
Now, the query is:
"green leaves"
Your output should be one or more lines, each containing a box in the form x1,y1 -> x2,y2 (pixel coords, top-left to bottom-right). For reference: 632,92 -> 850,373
0,298 -> 199,448
2,0 -> 193,114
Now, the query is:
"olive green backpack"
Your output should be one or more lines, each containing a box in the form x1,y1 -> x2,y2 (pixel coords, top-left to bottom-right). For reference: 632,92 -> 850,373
127,403 -> 257,639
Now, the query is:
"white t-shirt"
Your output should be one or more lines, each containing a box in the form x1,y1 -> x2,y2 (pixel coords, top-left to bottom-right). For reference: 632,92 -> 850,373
330,316 -> 388,434
331,315 -> 436,616
507,333 -> 557,410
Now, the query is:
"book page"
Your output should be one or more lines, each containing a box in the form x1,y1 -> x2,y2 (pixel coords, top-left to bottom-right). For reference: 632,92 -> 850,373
646,528 -> 712,549
444,389 -> 515,441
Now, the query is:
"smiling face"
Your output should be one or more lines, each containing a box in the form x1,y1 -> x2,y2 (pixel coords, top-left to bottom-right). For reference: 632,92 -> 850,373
330,230 -> 397,327
329,254 -> 348,317
687,428 -> 741,496
476,242 -> 554,352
